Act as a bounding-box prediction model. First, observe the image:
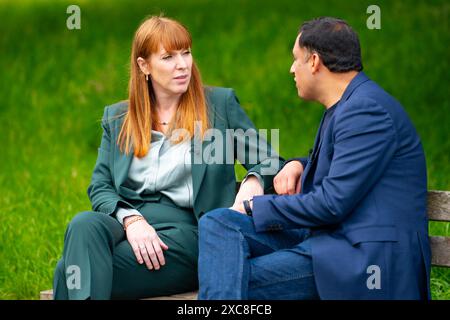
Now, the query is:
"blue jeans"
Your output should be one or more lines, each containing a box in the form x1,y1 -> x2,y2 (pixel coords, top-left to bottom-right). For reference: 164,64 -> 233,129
198,208 -> 319,300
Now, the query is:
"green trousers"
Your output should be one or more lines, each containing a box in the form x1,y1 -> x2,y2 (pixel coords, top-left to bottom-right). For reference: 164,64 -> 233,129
53,196 -> 198,300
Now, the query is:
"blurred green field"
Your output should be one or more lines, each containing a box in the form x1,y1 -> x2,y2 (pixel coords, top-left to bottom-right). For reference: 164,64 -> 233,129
0,0 -> 449,299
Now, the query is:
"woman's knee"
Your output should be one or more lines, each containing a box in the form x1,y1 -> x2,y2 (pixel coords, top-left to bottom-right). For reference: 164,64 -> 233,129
54,258 -> 65,278
53,258 -> 69,299
53,258 -> 67,291
67,211 -> 108,234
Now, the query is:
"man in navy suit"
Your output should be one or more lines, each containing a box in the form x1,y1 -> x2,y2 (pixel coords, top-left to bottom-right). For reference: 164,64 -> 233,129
198,17 -> 430,300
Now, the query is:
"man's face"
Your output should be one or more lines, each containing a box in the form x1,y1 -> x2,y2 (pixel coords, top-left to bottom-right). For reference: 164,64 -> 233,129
290,34 -> 314,100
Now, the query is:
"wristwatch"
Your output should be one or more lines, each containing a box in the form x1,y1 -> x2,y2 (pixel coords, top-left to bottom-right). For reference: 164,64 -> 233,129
243,198 -> 253,217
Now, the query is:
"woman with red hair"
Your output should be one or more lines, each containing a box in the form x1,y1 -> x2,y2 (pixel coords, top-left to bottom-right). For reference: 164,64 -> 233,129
53,15 -> 281,299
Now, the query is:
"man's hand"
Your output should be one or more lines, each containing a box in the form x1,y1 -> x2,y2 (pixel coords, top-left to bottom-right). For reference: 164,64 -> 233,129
230,175 -> 263,214
274,160 -> 304,195
124,216 -> 169,270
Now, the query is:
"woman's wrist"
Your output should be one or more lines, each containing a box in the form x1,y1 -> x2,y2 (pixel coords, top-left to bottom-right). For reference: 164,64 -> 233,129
116,207 -> 142,225
123,215 -> 146,231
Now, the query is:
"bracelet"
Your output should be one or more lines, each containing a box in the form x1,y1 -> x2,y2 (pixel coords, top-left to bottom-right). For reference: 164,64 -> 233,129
123,215 -> 145,231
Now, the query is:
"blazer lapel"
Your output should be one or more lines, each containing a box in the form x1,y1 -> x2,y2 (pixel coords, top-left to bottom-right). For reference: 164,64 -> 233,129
301,111 -> 327,186
110,116 -> 137,199
111,111 -> 132,184
192,98 -> 217,205
191,138 -> 207,204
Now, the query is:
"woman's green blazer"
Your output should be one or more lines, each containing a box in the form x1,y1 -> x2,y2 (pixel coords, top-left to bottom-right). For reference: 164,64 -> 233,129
87,87 -> 283,221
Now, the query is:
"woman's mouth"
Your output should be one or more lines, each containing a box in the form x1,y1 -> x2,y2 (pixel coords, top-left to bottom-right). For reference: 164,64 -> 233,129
174,74 -> 188,80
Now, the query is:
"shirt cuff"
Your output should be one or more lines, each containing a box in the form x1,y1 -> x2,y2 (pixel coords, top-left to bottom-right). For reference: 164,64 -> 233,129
242,172 -> 265,190
115,207 -> 142,225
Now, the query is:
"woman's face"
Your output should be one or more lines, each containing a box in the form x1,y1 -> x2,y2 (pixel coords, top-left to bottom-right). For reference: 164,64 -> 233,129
147,45 -> 193,98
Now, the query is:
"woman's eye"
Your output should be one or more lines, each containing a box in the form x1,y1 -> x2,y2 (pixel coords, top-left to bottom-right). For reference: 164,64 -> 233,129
183,51 -> 191,55
162,55 -> 172,60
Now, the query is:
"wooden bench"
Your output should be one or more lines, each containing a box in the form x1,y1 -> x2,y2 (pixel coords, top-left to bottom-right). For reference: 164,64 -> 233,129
427,190 -> 450,268
40,190 -> 450,300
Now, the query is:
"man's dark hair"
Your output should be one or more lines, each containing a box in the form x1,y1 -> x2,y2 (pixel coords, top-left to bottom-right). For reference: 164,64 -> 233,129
299,17 -> 363,72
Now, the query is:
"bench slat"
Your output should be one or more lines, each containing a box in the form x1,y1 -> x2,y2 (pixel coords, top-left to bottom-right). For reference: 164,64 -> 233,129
38,289 -> 198,300
430,236 -> 450,268
40,289 -> 53,300
427,190 -> 450,222
143,291 -> 198,300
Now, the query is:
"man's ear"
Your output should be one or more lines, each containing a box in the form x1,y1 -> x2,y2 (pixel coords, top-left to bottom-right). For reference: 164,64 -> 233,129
137,57 -> 150,75
310,53 -> 321,74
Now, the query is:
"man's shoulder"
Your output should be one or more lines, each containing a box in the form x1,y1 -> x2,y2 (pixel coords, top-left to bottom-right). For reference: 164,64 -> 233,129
352,78 -> 403,109
338,78 -> 393,113
333,84 -> 396,132
339,78 -> 407,126
336,92 -> 382,119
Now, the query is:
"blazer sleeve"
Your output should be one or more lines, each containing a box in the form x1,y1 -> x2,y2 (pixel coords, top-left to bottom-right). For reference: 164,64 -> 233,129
87,106 -> 134,215
252,98 -> 397,231
225,89 -> 284,192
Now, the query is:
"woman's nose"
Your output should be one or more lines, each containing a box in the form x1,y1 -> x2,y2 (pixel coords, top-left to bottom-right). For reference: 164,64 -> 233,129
176,54 -> 187,69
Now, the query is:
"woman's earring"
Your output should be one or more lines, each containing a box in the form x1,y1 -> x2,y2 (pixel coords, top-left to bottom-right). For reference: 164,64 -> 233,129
145,74 -> 149,81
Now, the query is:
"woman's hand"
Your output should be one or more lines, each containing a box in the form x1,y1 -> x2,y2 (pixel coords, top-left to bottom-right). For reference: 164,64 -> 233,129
124,216 -> 169,270
230,175 -> 263,214
273,160 -> 304,195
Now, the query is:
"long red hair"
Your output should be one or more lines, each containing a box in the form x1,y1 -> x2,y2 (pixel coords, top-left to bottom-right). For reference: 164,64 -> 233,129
118,16 -> 209,157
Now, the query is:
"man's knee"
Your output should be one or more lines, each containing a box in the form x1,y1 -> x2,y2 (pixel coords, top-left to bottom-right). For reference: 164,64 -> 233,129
199,208 -> 230,229
199,208 -> 249,234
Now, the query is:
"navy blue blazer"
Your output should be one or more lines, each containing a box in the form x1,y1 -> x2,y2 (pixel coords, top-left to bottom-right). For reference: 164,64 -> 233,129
252,72 -> 430,299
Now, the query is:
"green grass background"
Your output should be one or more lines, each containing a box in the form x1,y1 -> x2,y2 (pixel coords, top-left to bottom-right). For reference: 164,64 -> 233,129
0,0 -> 448,299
